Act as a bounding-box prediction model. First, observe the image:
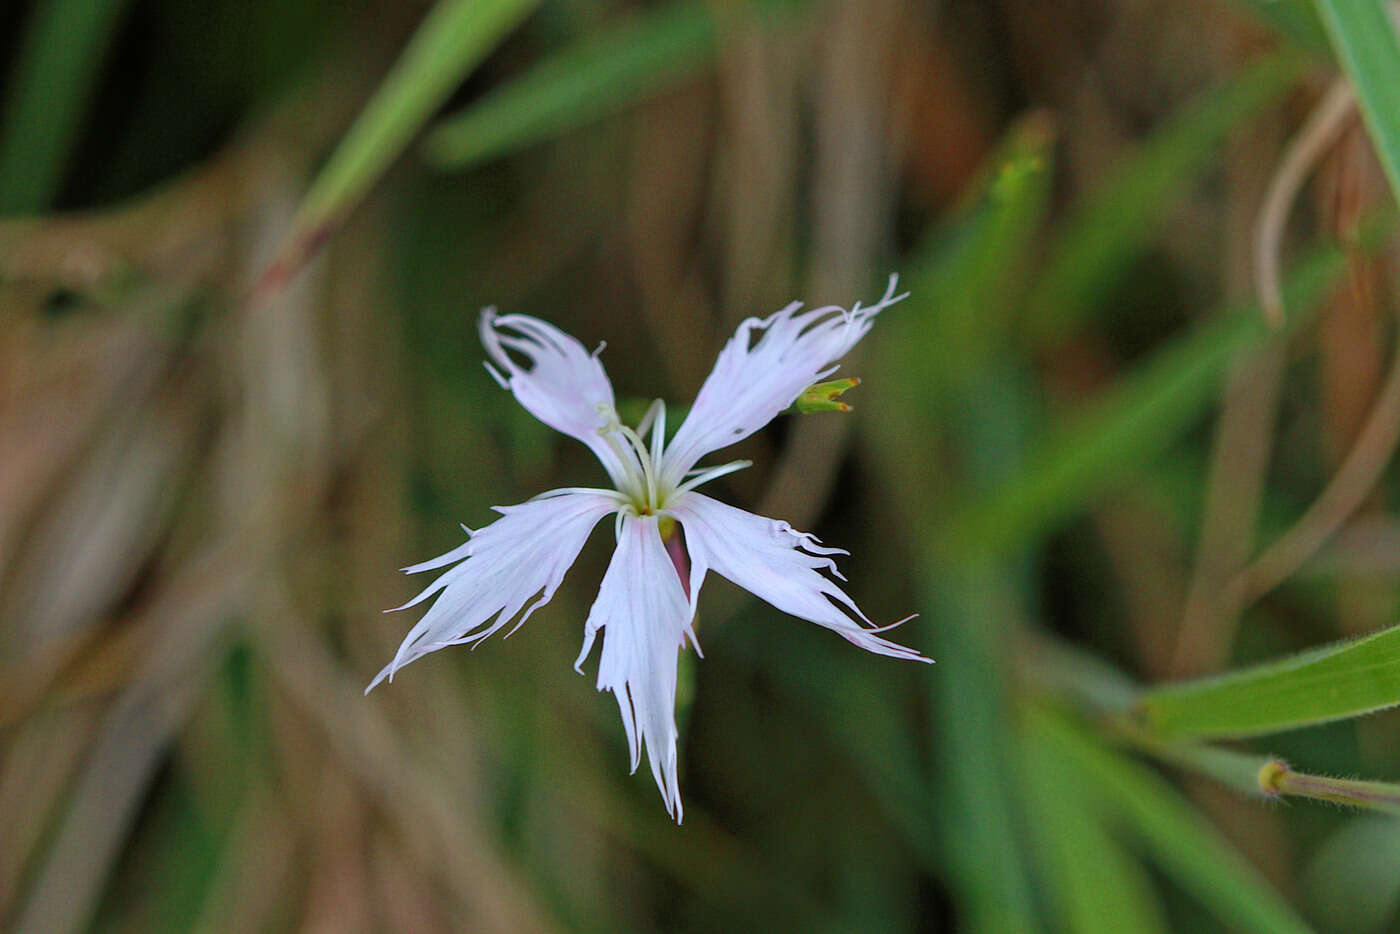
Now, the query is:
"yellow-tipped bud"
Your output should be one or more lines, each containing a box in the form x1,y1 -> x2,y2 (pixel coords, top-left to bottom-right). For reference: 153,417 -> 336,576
793,377 -> 861,414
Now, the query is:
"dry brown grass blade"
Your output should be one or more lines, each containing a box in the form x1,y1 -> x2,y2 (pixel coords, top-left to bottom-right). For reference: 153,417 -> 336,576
256,615 -> 563,934
4,393 -> 200,652
1254,77 -> 1356,327
1170,123 -> 1288,678
758,0 -> 904,532
1170,339 -> 1286,675
711,8 -> 803,318
1232,325 -> 1400,605
370,831 -> 454,933
10,539 -> 260,934
0,705 -> 100,920
0,314 -> 164,580
0,615 -> 150,730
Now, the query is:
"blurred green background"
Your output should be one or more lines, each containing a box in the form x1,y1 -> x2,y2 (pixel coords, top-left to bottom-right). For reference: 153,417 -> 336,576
4,0 -> 1400,931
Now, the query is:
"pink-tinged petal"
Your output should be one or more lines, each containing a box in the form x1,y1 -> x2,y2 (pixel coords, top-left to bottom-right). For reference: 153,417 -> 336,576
671,493 -> 929,663
660,274 -> 907,485
368,490 -> 619,692
574,513 -> 695,822
479,309 -> 630,485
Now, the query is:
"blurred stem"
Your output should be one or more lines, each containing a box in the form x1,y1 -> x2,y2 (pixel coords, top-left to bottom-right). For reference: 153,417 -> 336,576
1032,628 -> 1400,818
1230,317 -> 1400,605
1111,718 -> 1271,799
0,0 -> 132,214
1253,77 -> 1356,326
1258,760 -> 1400,815
259,0 -> 539,297
1171,111 -> 1287,679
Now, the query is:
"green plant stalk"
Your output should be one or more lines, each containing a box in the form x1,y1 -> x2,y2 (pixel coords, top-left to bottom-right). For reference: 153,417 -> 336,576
1259,759 -> 1400,817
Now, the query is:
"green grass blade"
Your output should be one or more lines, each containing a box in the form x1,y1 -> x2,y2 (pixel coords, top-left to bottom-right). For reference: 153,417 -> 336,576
869,133 -> 1057,933
1037,708 -> 1316,934
1314,0 -> 1400,205
894,114 -> 1055,396
925,370 -> 1044,934
1020,716 -> 1168,934
0,0 -> 132,214
264,0 -> 538,288
422,1 -> 715,170
1027,51 -> 1299,345
1138,620 -> 1400,738
928,569 -> 1041,934
940,242 -> 1344,562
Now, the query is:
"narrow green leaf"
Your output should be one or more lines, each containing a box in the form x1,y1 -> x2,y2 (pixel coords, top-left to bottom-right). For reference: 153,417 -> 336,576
1314,0 -> 1400,206
263,0 -> 539,288
923,373 -> 1043,934
940,242 -> 1343,561
1027,51 -> 1299,345
1020,718 -> 1168,934
928,567 -> 1042,934
0,0 -> 132,213
1138,620 -> 1400,738
900,113 -> 1055,387
423,0 -> 715,170
1036,708 -> 1316,934
874,114 -> 1053,463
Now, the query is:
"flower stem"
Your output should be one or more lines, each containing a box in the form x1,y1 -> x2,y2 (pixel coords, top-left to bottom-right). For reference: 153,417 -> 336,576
1258,759 -> 1400,816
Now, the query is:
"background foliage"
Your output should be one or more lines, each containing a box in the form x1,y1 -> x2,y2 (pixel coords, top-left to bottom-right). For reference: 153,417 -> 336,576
3,0 -> 1400,931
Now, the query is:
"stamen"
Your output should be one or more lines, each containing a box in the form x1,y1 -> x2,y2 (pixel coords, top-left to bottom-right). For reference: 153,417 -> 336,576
596,402 -> 663,509
676,459 -> 752,495
867,613 -> 919,634
531,487 -> 629,504
595,404 -> 647,503
636,398 -> 664,440
647,399 -> 667,467
615,422 -> 658,508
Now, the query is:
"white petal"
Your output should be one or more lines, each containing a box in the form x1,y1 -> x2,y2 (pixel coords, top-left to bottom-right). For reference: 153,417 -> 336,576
479,308 -> 630,485
659,274 -> 907,485
671,493 -> 929,663
368,490 -> 619,692
575,513 -> 694,822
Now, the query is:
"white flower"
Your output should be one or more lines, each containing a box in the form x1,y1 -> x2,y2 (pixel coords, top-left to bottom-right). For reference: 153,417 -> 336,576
369,273 -> 930,821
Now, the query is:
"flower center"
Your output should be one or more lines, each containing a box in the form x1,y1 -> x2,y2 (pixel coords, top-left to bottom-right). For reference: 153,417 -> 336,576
596,400 -> 672,514
595,399 -> 753,516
